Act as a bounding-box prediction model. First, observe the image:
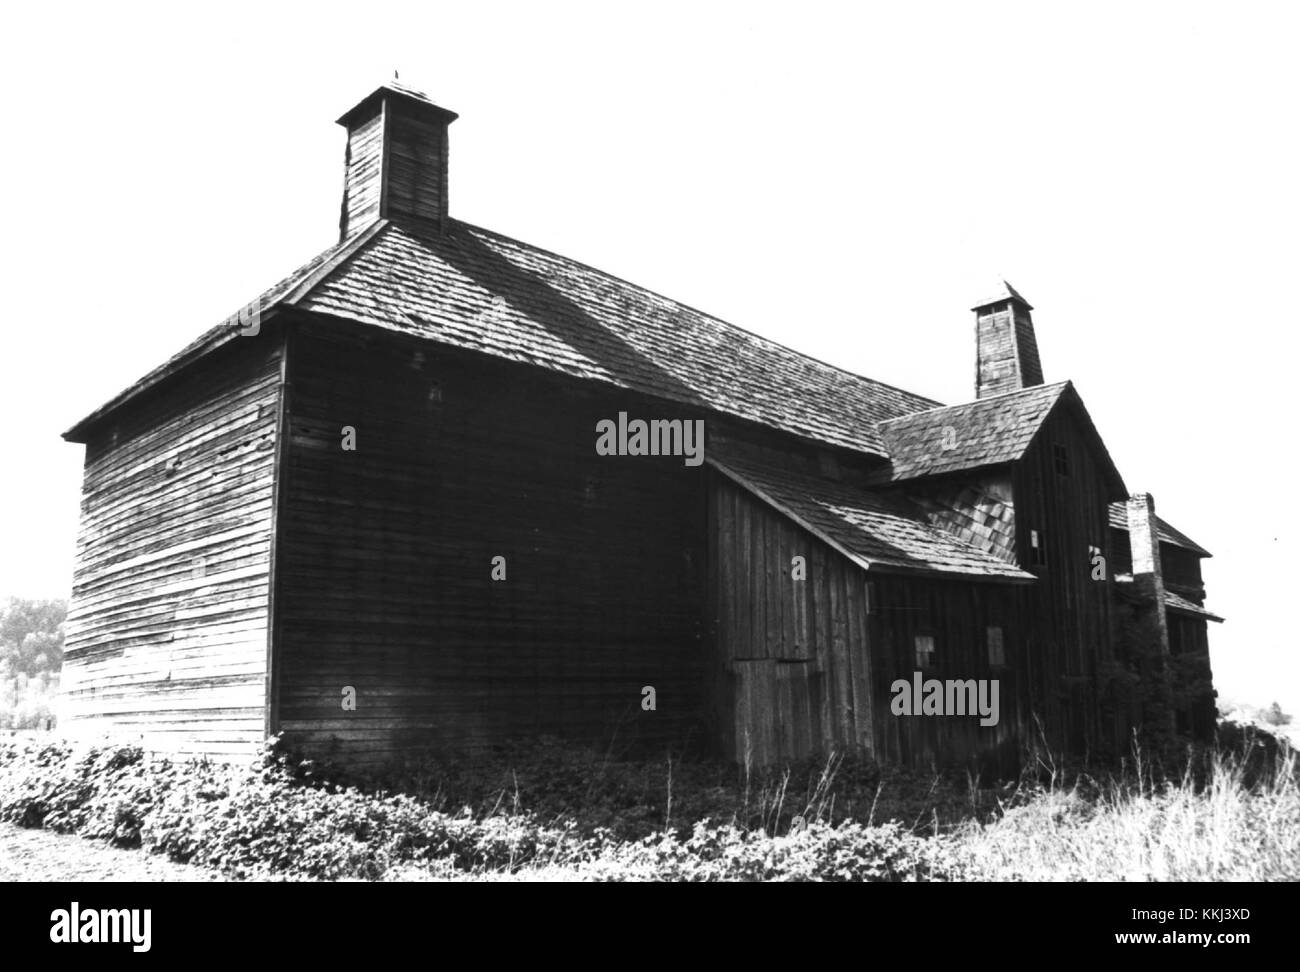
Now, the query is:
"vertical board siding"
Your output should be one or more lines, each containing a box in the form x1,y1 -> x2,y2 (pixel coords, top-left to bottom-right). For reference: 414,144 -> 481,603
276,327 -> 707,768
868,574 -> 1024,772
709,471 -> 1023,771
1011,406 -> 1121,756
711,475 -> 845,765
61,337 -> 282,756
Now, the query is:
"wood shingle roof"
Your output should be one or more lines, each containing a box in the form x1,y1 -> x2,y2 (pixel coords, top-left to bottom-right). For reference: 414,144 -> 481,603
872,382 -> 1070,482
1165,588 -> 1224,622
709,450 -> 1035,582
68,217 -> 944,451
1114,576 -> 1223,622
287,219 -> 941,455
869,381 -> 1128,502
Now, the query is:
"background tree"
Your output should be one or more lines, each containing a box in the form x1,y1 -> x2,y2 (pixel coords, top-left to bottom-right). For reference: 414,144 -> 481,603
0,596 -> 67,729
1262,701 -> 1293,727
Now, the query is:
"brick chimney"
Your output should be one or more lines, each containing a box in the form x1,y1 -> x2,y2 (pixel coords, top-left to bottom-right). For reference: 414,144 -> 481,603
336,81 -> 459,240
973,281 -> 1044,399
1127,492 -> 1170,654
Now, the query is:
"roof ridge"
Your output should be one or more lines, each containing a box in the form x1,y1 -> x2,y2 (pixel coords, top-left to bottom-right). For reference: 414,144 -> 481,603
282,219 -> 390,306
437,217 -> 945,411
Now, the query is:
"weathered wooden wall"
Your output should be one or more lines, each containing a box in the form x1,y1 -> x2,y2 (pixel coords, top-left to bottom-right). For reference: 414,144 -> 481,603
868,573 -> 1025,772
707,471 -> 867,765
58,311 -> 1203,773
386,99 -> 449,224
1160,546 -> 1206,597
1108,529 -> 1206,599
1012,406 -> 1123,756
1168,611 -> 1216,741
340,113 -> 384,237
61,336 -> 282,755
274,320 -> 708,768
707,471 -> 1024,772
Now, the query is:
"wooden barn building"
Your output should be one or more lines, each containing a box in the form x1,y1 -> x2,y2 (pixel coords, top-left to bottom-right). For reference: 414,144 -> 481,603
60,82 -> 1221,770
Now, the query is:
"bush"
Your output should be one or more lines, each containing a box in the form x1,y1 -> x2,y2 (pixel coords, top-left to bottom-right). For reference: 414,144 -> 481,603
0,735 -> 971,881
2,729 -> 1294,881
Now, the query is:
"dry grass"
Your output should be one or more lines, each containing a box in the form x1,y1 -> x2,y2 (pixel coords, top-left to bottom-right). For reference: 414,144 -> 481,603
947,748 -> 1300,881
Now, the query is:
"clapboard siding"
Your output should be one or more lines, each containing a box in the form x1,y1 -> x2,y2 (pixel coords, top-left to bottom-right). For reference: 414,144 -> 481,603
275,323 -> 708,767
341,112 -> 384,237
60,336 -> 282,756
708,472 -> 1023,771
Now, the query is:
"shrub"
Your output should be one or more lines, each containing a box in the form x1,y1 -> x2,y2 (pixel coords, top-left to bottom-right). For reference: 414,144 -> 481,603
2,730 -> 1294,881
0,735 -> 976,881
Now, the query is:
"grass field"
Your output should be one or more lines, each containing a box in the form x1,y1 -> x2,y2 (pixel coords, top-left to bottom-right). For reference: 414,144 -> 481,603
1,727 -> 1295,882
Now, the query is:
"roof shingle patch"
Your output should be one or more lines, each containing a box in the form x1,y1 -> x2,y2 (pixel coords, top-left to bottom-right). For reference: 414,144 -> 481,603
709,449 -> 1036,582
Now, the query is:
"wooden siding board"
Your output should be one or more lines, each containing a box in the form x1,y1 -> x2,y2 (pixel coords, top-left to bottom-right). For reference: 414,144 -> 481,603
1012,404 -> 1119,756
275,327 -> 708,767
708,464 -> 1027,769
62,337 -> 282,755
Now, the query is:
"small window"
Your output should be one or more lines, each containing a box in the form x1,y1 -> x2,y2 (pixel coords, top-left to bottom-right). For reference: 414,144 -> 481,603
987,626 -> 1005,667
914,634 -> 936,669
1052,442 -> 1070,477
1029,529 -> 1046,566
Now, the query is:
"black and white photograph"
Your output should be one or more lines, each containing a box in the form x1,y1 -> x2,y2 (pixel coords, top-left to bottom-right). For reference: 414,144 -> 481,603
0,0 -> 1294,944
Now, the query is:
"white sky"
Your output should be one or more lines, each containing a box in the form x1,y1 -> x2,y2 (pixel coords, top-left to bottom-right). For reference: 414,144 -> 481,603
1,1 -> 1295,715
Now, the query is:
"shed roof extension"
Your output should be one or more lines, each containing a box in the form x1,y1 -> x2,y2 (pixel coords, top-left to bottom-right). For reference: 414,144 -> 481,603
1114,576 -> 1224,622
709,450 -> 1036,583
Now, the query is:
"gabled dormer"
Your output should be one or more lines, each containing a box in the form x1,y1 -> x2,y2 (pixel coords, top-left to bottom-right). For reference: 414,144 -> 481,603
869,381 -> 1127,569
